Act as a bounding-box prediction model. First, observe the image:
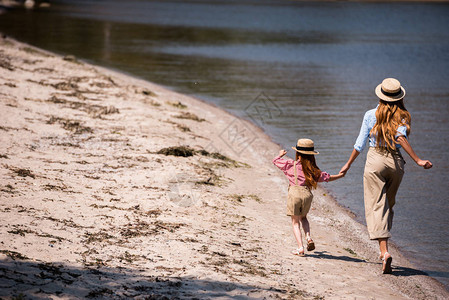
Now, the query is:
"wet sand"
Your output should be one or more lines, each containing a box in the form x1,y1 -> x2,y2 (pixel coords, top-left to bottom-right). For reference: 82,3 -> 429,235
0,36 -> 447,299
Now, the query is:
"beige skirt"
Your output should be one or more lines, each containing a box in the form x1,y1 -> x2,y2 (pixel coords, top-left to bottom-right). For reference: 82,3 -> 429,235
364,147 -> 405,240
287,185 -> 313,217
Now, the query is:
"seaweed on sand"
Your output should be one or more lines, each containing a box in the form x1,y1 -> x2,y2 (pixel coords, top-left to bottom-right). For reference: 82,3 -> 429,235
1,184 -> 15,194
47,116 -> 93,134
227,194 -> 261,204
62,120 -> 93,134
7,226 -> 66,242
10,167 -> 36,179
47,95 -> 119,118
155,146 -> 244,168
174,112 -> 205,122
0,250 -> 29,260
232,259 -> 267,277
119,220 -> 184,238
176,124 -> 191,132
156,146 -> 195,157
83,231 -> 115,244
116,251 -> 148,264
138,88 -> 157,97
51,81 -> 78,91
165,120 -> 191,132
0,58 -> 14,71
167,101 -> 187,109
199,150 -> 249,168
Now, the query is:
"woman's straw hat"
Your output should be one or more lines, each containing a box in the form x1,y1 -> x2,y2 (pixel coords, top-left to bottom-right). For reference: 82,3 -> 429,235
375,78 -> 406,102
292,138 -> 319,155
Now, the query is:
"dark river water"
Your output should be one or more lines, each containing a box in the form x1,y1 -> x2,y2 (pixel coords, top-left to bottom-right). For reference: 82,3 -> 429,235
1,0 -> 448,288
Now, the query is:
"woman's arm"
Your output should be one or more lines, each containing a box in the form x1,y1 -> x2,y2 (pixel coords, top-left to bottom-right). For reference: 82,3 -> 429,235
340,149 -> 360,174
340,110 -> 373,174
397,136 -> 433,169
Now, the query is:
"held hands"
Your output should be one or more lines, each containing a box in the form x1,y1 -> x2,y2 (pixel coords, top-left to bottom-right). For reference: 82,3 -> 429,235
335,171 -> 346,179
279,149 -> 287,157
329,171 -> 345,182
339,163 -> 350,175
339,149 -> 360,175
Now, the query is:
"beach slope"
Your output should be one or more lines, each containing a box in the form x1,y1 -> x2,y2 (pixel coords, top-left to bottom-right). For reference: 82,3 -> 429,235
0,37 -> 447,299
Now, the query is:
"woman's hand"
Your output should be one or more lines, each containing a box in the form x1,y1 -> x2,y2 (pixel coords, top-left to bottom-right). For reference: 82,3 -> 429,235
279,149 -> 287,157
339,163 -> 350,175
397,137 -> 433,169
339,149 -> 360,175
417,159 -> 433,169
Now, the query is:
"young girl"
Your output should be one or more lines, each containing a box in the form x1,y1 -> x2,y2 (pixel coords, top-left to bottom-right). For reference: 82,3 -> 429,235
340,78 -> 432,273
273,138 -> 344,256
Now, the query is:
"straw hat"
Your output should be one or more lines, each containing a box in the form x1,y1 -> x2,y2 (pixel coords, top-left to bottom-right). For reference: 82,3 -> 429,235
291,138 -> 319,155
375,78 -> 406,102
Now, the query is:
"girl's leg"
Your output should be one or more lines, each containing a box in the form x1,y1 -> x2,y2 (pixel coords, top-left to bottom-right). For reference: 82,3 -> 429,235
299,215 -> 311,240
291,215 -> 304,249
301,215 -> 315,251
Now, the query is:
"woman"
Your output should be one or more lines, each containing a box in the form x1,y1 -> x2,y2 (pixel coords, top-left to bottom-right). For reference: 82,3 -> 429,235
340,78 -> 432,274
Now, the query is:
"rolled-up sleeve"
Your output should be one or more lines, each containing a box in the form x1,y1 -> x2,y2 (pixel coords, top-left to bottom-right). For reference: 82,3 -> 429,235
273,156 -> 292,172
318,172 -> 330,183
396,125 -> 407,139
354,111 -> 371,152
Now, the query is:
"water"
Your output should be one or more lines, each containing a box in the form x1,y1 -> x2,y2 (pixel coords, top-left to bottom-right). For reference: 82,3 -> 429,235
2,0 -> 448,288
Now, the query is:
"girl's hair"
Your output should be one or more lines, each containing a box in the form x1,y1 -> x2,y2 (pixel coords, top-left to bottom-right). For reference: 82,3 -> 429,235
371,99 -> 411,151
295,152 -> 322,189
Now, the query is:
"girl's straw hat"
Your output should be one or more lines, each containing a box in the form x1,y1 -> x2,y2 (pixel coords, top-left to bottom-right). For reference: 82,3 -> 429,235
292,138 -> 319,155
375,78 -> 406,102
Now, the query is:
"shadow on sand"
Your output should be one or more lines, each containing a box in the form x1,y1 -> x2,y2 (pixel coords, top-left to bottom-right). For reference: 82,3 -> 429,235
391,265 -> 429,277
308,251 -> 440,279
0,257 -> 287,299
307,251 -> 368,264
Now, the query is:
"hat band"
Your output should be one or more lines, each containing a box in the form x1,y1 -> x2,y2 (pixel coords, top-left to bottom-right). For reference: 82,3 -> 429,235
296,146 -> 314,152
381,88 -> 401,97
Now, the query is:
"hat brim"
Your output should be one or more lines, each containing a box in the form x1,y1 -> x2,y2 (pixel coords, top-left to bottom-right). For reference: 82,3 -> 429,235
291,147 -> 319,155
375,84 -> 406,102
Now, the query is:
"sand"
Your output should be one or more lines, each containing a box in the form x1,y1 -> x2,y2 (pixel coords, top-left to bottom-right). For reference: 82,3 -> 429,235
0,36 -> 447,299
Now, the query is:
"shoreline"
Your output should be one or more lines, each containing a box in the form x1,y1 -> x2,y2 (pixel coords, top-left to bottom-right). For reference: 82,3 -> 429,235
1,36 -> 447,299
2,0 -> 449,9
91,46 -> 445,290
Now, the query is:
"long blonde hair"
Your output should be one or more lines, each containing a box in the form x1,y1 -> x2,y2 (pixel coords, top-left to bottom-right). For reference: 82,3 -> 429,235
295,152 -> 322,189
371,100 -> 411,151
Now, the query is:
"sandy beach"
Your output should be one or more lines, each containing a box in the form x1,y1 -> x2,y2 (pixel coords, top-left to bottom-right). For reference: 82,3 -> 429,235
0,36 -> 448,299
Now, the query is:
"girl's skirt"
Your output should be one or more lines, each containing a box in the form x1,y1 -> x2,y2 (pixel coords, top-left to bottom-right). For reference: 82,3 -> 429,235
287,185 -> 313,217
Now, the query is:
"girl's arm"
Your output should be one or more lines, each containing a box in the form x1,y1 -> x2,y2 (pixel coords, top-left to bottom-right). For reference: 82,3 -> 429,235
340,149 -> 360,174
278,149 -> 287,158
397,136 -> 433,169
328,172 -> 345,182
273,149 -> 291,172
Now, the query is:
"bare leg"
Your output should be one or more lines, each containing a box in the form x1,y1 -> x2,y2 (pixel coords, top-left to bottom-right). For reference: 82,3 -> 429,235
379,238 -> 392,274
291,215 -> 304,249
378,238 -> 389,256
301,215 -> 315,251
299,215 -> 311,240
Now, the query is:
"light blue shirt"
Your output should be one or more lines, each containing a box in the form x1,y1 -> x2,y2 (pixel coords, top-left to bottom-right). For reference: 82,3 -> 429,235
354,106 -> 408,152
